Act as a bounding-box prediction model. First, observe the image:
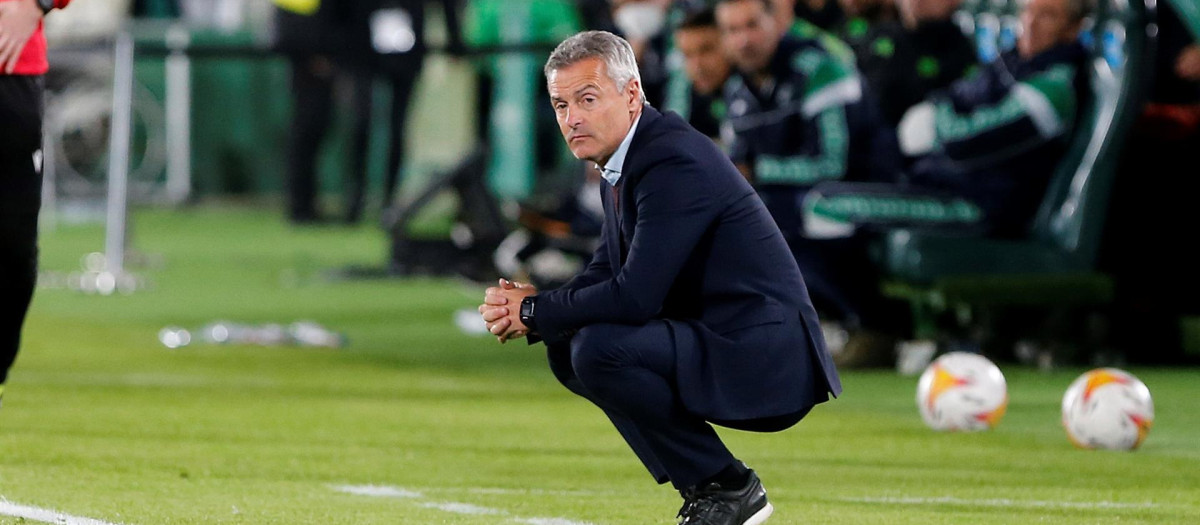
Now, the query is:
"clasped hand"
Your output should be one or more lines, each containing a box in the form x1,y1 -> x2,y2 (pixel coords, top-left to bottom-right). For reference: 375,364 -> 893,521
478,278 -> 537,343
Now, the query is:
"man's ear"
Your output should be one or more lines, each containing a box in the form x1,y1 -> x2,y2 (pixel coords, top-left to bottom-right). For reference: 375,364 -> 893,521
627,79 -> 642,107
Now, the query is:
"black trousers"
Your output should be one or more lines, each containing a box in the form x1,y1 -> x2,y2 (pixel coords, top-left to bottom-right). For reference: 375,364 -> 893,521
284,52 -> 338,222
0,75 -> 44,384
345,56 -> 423,222
547,322 -> 739,490
284,54 -> 422,223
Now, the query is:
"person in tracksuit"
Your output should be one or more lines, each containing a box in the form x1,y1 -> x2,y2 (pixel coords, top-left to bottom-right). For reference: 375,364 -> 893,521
0,0 -> 71,409
341,0 -> 462,222
664,6 -> 732,141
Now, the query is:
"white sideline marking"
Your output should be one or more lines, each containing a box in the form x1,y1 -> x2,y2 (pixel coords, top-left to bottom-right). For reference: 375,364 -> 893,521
333,484 -> 594,525
330,484 -> 423,499
0,500 -> 125,525
466,488 -> 603,497
421,501 -> 504,515
520,519 -> 595,525
842,495 -> 1159,510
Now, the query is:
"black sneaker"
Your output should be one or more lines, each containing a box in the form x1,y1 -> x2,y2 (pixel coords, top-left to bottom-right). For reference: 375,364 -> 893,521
677,469 -> 773,525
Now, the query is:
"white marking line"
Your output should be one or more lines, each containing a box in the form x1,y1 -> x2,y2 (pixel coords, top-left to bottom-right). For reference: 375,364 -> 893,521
330,484 -> 423,499
332,484 -> 594,525
465,488 -> 604,497
0,500 -> 125,525
842,495 -> 1159,510
421,501 -> 504,515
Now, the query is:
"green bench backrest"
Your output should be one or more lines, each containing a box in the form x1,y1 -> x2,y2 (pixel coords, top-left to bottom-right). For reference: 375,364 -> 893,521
1029,0 -> 1151,266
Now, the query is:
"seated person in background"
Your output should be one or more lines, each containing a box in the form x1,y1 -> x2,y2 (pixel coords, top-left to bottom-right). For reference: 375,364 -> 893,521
803,0 -> 1092,240
664,7 -> 732,141
717,0 -> 902,352
855,0 -> 978,126
837,0 -> 898,50
770,0 -> 857,65
794,0 -> 845,31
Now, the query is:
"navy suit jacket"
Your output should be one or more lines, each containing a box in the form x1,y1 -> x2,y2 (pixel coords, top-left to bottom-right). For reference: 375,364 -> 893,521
534,106 -> 841,423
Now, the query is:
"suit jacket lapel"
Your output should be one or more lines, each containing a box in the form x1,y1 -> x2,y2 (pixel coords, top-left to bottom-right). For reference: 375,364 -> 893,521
612,106 -> 664,268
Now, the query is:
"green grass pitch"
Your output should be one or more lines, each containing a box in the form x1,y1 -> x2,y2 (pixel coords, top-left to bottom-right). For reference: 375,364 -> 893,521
1,205 -> 1198,524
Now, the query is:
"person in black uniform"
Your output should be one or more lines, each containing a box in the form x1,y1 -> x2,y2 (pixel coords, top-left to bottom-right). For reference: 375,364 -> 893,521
274,0 -> 348,224
342,0 -> 463,223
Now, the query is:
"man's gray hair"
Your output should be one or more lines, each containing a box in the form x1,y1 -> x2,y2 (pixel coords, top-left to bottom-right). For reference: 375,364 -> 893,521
544,30 -> 647,104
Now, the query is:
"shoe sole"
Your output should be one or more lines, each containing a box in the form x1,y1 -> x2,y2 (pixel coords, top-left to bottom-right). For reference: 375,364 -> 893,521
742,502 -> 773,525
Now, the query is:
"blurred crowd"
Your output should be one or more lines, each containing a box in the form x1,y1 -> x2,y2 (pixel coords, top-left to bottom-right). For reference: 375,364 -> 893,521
456,0 -> 1196,363
63,0 -> 1186,362
261,0 -> 1200,362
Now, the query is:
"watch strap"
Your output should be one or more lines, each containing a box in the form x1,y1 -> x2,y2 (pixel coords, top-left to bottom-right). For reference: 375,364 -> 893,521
519,296 -> 538,332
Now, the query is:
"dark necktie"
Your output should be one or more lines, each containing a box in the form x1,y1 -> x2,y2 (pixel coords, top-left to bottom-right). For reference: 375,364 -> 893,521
610,183 -> 620,218
611,182 -> 626,256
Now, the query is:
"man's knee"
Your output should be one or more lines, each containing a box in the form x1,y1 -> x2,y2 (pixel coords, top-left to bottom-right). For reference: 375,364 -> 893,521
569,324 -> 635,389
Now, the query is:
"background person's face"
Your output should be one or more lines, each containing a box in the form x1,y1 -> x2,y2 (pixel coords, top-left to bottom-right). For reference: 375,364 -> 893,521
717,0 -> 780,76
675,26 -> 732,95
1018,0 -> 1082,58
547,57 -> 642,165
839,0 -> 886,18
770,0 -> 797,33
898,0 -> 959,27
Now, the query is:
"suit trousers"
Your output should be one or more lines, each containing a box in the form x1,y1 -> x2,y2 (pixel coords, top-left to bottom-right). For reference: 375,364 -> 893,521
547,321 -> 738,490
0,75 -> 44,384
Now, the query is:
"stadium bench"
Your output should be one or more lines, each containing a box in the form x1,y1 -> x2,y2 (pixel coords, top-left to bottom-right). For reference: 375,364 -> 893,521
878,0 -> 1154,353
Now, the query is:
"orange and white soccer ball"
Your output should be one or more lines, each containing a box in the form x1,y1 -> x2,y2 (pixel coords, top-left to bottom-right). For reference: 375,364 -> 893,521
916,352 -> 1008,431
1061,368 -> 1154,450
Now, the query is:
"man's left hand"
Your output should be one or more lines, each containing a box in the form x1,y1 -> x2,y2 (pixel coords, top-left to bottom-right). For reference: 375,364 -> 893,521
0,0 -> 44,74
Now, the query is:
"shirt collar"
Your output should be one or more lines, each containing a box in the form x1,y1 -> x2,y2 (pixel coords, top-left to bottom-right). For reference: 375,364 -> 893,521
598,112 -> 642,186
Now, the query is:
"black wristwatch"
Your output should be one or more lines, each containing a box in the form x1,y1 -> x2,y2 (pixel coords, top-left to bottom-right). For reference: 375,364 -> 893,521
36,0 -> 54,15
519,296 -> 538,332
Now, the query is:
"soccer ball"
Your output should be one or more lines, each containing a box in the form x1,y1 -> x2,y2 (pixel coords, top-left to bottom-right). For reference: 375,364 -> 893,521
1061,368 -> 1154,450
916,352 -> 1008,431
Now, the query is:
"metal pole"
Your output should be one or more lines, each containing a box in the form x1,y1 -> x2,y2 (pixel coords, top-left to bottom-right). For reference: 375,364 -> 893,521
105,31 -> 134,277
39,124 -> 56,232
164,24 -> 191,205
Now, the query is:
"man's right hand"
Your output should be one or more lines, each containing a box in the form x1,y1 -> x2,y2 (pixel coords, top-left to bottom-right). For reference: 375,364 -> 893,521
478,278 -> 537,343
